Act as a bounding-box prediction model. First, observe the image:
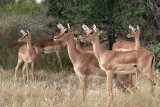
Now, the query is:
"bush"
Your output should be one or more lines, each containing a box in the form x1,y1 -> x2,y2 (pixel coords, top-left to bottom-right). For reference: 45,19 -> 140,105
145,42 -> 160,69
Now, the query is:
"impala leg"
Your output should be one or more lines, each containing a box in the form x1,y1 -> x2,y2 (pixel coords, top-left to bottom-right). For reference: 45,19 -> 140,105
22,64 -> 26,81
31,62 -> 35,82
149,79 -> 155,95
80,75 -> 88,101
116,74 -> 135,90
15,59 -> 22,79
143,70 -> 160,95
131,73 -> 133,81
136,71 -> 139,82
107,71 -> 115,107
25,62 -> 29,84
56,51 -> 63,71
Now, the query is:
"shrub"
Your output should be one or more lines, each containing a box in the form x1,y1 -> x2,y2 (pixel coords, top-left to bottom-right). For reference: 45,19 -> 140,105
145,42 -> 160,69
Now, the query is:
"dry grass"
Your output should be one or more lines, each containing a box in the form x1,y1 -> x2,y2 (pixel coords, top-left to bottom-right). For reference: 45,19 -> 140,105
0,68 -> 160,107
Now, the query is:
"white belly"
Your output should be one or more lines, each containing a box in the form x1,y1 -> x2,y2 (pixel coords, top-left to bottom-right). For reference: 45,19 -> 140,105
88,75 -> 106,79
44,51 -> 54,54
114,67 -> 137,74
28,59 -> 32,63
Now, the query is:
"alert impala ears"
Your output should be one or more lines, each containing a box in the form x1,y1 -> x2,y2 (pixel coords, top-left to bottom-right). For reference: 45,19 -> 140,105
82,24 -> 97,32
20,29 -> 29,36
129,25 -> 134,30
82,24 -> 89,31
27,30 -> 30,34
20,29 -> 25,35
67,23 -> 71,29
129,24 -> 140,31
57,23 -> 64,30
93,24 -> 97,32
57,23 -> 71,30
137,25 -> 140,30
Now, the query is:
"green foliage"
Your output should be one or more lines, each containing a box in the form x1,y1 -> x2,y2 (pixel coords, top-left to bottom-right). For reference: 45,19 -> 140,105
3,0 -> 46,17
145,42 -> 160,69
45,0 -> 159,39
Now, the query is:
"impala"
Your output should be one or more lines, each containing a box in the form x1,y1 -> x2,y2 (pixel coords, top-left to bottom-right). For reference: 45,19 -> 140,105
53,23 -> 135,100
112,25 -> 141,82
112,25 -> 140,51
74,33 -> 106,54
15,30 -> 36,83
74,34 -> 135,90
81,24 -> 160,106
33,38 -> 66,71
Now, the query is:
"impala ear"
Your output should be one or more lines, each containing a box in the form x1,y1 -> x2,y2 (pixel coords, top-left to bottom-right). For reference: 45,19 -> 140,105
82,24 -> 89,31
20,29 -> 25,35
93,24 -> 97,32
137,25 -> 140,30
129,24 -> 133,30
26,30 -> 29,34
57,23 -> 64,30
67,23 -> 71,29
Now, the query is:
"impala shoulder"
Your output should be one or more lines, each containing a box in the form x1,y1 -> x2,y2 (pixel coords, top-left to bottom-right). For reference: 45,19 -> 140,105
100,44 -> 106,49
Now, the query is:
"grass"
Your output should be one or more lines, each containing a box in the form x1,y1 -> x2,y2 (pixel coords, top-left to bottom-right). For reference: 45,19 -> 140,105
0,68 -> 160,107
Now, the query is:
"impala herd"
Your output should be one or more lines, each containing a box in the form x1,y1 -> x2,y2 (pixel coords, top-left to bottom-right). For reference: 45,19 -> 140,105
15,23 -> 160,106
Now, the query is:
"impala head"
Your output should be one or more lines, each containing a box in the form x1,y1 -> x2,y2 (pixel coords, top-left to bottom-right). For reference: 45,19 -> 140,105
74,33 -> 83,41
53,23 -> 72,42
73,33 -> 87,47
81,24 -> 97,42
127,25 -> 140,38
18,30 -> 31,42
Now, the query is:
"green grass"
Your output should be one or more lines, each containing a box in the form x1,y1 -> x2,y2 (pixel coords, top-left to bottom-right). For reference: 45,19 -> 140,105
0,68 -> 160,107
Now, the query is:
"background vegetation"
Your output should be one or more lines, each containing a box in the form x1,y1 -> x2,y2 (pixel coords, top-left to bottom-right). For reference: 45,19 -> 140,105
0,0 -> 160,71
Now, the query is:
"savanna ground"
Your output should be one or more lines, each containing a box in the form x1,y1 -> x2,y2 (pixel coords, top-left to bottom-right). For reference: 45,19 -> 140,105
0,67 -> 160,107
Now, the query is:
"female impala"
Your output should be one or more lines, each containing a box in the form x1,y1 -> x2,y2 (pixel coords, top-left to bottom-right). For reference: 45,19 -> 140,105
33,39 -> 66,71
112,25 -> 141,82
112,25 -> 141,51
81,24 -> 160,106
53,23 -> 135,100
74,34 -> 135,90
15,30 -> 36,83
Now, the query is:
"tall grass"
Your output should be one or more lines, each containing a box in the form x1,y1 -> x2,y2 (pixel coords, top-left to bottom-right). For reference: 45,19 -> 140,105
0,68 -> 160,107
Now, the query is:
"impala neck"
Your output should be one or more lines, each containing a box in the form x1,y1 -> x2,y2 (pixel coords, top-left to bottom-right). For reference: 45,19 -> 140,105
76,42 -> 85,51
66,33 -> 80,64
92,35 -> 105,61
135,34 -> 141,50
26,36 -> 34,54
61,41 -> 67,48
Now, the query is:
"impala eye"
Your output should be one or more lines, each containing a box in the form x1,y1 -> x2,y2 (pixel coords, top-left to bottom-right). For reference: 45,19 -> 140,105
64,30 -> 68,33
134,29 -> 137,32
89,32 -> 93,35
